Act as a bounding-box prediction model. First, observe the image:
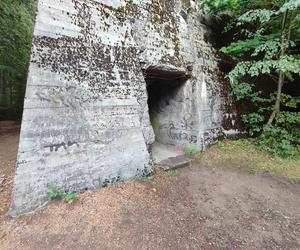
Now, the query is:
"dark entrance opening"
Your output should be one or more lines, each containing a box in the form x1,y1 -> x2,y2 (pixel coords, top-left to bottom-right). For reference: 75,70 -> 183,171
144,65 -> 192,115
143,65 -> 192,164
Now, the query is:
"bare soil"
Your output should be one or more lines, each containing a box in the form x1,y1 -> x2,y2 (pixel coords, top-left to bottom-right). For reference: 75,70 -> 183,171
0,126 -> 299,250
0,121 -> 20,217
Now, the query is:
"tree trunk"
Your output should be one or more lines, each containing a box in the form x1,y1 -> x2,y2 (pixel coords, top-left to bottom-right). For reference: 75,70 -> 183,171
266,5 -> 290,126
267,72 -> 284,125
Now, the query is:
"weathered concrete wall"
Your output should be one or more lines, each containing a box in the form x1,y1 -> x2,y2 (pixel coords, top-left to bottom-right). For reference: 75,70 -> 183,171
11,0 -> 237,216
139,1 -> 233,149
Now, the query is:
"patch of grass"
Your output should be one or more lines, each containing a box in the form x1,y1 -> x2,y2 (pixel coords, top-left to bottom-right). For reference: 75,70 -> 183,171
183,147 -> 199,157
200,139 -> 300,181
63,192 -> 79,203
218,141 -> 234,153
164,169 -> 175,177
48,182 -> 79,203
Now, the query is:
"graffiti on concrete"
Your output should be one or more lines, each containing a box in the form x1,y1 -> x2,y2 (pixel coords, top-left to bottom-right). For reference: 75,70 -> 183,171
159,114 -> 198,144
44,141 -> 80,152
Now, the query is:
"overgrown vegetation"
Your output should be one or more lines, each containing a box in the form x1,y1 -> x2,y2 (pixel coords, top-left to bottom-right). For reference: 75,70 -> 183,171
48,182 -> 79,203
202,0 -> 300,158
0,0 -> 36,120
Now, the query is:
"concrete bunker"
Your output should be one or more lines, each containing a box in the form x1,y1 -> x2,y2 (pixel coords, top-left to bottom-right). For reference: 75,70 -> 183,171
10,0 -> 239,216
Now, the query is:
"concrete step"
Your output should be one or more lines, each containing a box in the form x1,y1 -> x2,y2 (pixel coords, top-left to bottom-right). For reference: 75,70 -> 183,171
151,142 -> 183,164
157,155 -> 191,171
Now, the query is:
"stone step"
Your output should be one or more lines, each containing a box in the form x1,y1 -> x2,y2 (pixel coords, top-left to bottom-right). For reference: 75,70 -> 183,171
157,155 -> 191,171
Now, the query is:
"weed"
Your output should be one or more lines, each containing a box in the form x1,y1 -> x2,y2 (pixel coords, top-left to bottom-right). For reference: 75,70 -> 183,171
63,192 -> 79,203
48,182 -> 79,203
183,147 -> 199,157
164,169 -> 174,177
48,182 -> 64,200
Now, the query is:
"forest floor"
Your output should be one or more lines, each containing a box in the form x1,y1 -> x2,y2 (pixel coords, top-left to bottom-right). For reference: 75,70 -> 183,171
0,122 -> 300,250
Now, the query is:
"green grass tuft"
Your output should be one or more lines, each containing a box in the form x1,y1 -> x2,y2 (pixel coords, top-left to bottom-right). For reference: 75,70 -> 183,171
164,169 -> 175,177
183,147 -> 199,157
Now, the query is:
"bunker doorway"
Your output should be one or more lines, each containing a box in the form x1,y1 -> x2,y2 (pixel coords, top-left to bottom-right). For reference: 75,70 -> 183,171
143,65 -> 192,142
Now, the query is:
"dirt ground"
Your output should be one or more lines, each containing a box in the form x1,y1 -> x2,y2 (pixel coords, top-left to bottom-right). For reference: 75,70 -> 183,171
0,121 -> 19,217
0,124 -> 300,250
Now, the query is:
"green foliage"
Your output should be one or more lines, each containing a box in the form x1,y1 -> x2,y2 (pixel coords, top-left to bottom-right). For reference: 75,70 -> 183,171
48,182 -> 79,203
0,0 -> 36,119
201,0 -> 239,15
164,169 -> 175,177
259,126 -> 299,158
183,147 -> 199,157
203,0 -> 300,158
48,182 -> 65,200
241,113 -> 265,136
63,192 -> 79,203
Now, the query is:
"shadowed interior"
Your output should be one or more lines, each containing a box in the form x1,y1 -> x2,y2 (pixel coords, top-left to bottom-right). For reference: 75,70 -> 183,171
144,66 -> 189,115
